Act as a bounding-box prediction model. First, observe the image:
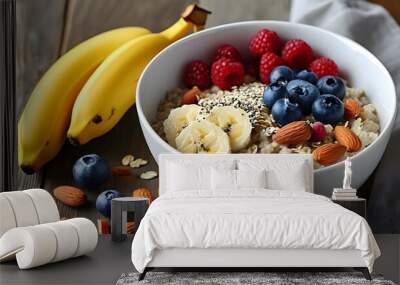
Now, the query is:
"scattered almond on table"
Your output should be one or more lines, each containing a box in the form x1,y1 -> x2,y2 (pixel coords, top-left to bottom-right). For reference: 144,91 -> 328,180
111,166 -> 131,176
133,187 -> 154,203
53,186 -> 87,207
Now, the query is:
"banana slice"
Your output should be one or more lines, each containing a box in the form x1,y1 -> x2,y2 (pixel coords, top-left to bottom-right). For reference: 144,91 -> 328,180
207,106 -> 252,152
163,104 -> 201,147
175,121 -> 231,153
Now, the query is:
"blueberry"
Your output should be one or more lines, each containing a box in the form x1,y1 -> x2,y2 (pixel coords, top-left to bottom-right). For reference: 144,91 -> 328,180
286,79 -> 320,115
270,66 -> 294,84
295,69 -> 318,84
312,94 -> 344,125
317,76 -> 345,100
263,82 -> 288,109
271,98 -> 303,126
72,154 -> 110,189
96,190 -> 121,218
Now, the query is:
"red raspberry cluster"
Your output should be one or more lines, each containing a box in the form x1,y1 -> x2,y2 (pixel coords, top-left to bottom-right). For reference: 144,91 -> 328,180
183,44 -> 246,91
249,29 -> 339,83
182,28 -> 340,95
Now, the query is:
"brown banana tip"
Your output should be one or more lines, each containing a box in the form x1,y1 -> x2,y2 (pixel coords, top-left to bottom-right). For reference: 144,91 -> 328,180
21,165 -> 35,175
68,136 -> 80,147
182,4 -> 211,26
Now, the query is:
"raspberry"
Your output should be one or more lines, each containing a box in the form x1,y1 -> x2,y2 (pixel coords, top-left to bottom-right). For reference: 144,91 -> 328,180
282,39 -> 314,69
211,58 -> 245,90
259,52 -> 285,84
309,57 -> 339,78
311,122 -> 327,141
214,44 -> 242,62
183,60 -> 210,90
249,29 -> 282,57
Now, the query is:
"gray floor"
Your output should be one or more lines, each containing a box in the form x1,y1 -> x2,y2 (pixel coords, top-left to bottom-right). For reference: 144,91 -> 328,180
1,235 -> 399,285
0,236 -> 135,285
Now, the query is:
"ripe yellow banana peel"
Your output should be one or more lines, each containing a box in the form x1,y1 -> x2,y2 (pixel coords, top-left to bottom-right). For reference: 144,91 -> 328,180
67,4 -> 210,145
18,27 -> 151,174
18,4 -> 210,173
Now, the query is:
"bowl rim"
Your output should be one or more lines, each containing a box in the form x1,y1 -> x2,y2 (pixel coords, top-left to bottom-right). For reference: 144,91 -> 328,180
136,20 -> 397,173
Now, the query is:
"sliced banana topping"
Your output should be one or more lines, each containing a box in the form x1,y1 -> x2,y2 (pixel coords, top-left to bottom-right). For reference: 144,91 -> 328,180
207,106 -> 252,152
175,120 -> 230,154
163,104 -> 201,147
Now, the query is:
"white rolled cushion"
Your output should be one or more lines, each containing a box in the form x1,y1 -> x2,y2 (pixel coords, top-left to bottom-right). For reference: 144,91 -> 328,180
0,195 -> 17,237
1,192 -> 39,227
211,168 -> 236,190
65,218 -> 98,257
23,189 -> 60,223
0,218 -> 97,269
42,221 -> 79,262
0,226 -> 57,269
236,169 -> 267,189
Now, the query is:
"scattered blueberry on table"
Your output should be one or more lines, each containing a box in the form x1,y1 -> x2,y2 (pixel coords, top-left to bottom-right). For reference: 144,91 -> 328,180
96,190 -> 122,218
73,154 -> 110,189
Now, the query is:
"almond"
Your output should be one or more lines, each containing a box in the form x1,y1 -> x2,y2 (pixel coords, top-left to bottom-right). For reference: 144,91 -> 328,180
344,99 -> 362,120
53,186 -> 86,207
132,187 -> 154,203
182,86 -> 201,105
127,222 -> 135,234
272,121 -> 312,145
313,143 -> 346,166
334,126 -> 362,152
111,166 -> 131,176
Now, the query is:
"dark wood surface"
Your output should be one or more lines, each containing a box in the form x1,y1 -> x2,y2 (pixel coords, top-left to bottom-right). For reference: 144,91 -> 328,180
15,0 -> 66,190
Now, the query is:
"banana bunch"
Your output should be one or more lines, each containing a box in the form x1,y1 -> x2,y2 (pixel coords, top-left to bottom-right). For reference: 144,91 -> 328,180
164,105 -> 252,153
18,5 -> 210,174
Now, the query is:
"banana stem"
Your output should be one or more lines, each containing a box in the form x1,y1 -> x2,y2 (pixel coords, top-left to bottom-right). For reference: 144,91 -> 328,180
161,4 -> 211,41
161,18 -> 193,42
182,4 -> 211,26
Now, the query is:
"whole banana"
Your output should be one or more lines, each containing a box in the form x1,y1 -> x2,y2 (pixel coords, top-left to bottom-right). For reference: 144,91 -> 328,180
18,27 -> 151,174
67,4 -> 210,145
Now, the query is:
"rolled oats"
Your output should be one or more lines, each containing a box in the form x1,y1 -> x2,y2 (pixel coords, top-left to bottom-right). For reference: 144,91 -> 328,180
152,83 -> 380,168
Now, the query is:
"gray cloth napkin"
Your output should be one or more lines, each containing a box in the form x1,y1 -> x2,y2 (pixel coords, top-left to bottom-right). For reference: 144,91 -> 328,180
290,0 -> 400,233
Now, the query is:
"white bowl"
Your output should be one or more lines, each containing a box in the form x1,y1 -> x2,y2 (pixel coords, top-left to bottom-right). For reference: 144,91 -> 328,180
136,21 -> 396,196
